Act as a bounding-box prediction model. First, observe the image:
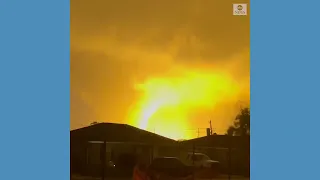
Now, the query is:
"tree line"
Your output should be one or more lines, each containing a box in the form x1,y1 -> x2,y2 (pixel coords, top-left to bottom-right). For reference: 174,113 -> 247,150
227,107 -> 250,136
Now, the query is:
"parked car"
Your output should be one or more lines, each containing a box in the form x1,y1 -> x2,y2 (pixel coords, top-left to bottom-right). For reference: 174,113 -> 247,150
148,157 -> 194,180
185,153 -> 220,169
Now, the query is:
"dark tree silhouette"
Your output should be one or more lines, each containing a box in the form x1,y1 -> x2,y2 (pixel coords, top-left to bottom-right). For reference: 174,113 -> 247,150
227,107 -> 250,136
227,126 -> 236,136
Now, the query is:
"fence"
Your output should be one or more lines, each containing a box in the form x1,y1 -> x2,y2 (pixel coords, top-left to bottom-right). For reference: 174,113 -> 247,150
71,135 -> 250,180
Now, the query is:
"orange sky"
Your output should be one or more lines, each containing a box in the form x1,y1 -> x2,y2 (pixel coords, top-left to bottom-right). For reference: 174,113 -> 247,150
70,0 -> 250,140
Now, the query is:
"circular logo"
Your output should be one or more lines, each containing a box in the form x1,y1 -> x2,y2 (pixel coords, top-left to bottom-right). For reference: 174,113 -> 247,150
237,5 -> 243,11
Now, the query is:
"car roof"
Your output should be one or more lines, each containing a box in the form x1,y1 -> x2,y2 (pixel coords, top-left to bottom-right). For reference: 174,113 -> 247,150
187,152 -> 205,155
154,157 -> 179,159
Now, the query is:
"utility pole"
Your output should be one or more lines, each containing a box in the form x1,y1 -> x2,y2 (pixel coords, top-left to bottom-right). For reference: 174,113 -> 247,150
209,120 -> 213,135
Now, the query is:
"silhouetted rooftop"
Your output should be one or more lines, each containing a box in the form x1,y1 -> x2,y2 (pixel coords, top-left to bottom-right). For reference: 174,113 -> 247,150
179,135 -> 250,149
70,123 -> 177,145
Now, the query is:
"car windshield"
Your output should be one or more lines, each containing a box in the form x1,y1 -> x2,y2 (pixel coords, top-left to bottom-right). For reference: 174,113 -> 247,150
200,154 -> 210,160
152,158 -> 184,168
189,154 -> 210,161
193,155 -> 203,161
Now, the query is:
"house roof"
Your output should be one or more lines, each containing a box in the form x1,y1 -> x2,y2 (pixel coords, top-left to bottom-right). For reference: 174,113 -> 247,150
179,135 -> 250,149
70,123 -> 177,145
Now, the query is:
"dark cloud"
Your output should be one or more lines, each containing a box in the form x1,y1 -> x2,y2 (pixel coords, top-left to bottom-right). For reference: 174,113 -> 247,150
71,0 -> 249,61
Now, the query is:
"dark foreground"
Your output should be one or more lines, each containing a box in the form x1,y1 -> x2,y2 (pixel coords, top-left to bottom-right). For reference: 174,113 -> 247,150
71,174 -> 249,180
